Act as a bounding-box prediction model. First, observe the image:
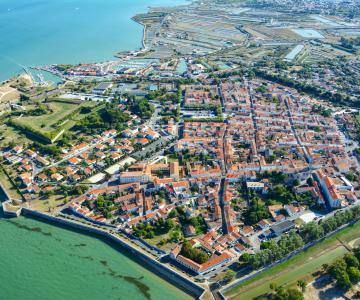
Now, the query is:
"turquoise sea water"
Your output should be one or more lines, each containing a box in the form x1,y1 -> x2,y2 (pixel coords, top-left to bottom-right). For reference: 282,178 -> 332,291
0,1 -> 193,299
0,0 -> 186,81
0,214 -> 192,300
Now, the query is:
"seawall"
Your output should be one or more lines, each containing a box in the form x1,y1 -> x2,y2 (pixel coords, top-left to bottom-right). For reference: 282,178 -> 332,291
0,181 -> 11,201
21,208 -> 205,299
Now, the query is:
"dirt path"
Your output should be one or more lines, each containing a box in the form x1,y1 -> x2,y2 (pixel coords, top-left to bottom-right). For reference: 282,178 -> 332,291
0,89 -> 14,100
0,86 -> 19,102
305,276 -> 348,300
228,243 -> 342,299
348,238 -> 360,249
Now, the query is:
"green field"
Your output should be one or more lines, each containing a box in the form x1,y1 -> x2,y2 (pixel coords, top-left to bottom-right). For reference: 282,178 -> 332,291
225,221 -> 360,300
0,170 -> 23,201
14,101 -> 95,132
0,124 -> 31,147
8,100 -> 100,143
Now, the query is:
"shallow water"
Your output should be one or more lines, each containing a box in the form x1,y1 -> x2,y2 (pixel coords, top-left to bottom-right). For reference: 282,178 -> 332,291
0,215 -> 192,300
0,2 -> 193,298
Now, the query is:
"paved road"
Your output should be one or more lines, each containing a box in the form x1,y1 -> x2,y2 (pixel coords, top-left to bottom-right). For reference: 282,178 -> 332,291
219,177 -> 230,235
34,134 -> 117,176
284,97 -> 311,166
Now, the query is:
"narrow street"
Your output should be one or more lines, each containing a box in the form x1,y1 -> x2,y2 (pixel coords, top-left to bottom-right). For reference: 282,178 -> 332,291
218,177 -> 229,235
284,97 -> 312,167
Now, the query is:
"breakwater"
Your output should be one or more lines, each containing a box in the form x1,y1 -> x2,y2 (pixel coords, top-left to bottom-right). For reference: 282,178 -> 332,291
21,208 -> 205,299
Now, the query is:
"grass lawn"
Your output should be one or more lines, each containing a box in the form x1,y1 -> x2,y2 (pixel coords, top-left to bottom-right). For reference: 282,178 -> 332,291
30,194 -> 65,213
338,222 -> 360,246
0,87 -> 19,103
0,124 -> 32,146
225,221 -> 360,300
0,171 -> 23,200
145,232 -> 169,245
294,218 -> 305,226
229,246 -> 348,300
14,101 -> 94,132
9,100 -> 99,143
145,232 -> 178,252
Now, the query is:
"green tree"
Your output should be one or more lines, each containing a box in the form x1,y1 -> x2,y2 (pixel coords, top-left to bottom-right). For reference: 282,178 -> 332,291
129,97 -> 154,119
243,198 -> 270,225
344,253 -> 359,268
321,218 -> 337,234
165,219 -> 175,231
336,270 -> 352,290
328,258 -> 347,278
353,247 -> 360,261
223,270 -> 236,283
297,280 -> 307,292
306,177 -> 314,186
181,240 -> 209,264
169,228 -> 182,242
348,266 -> 360,284
301,222 -> 324,242
269,282 -> 277,291
271,287 -> 304,300
239,253 -> 252,262
96,196 -> 105,208
168,209 -> 178,219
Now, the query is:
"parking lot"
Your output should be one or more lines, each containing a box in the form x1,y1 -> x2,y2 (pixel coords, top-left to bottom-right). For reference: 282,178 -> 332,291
131,137 -> 172,160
